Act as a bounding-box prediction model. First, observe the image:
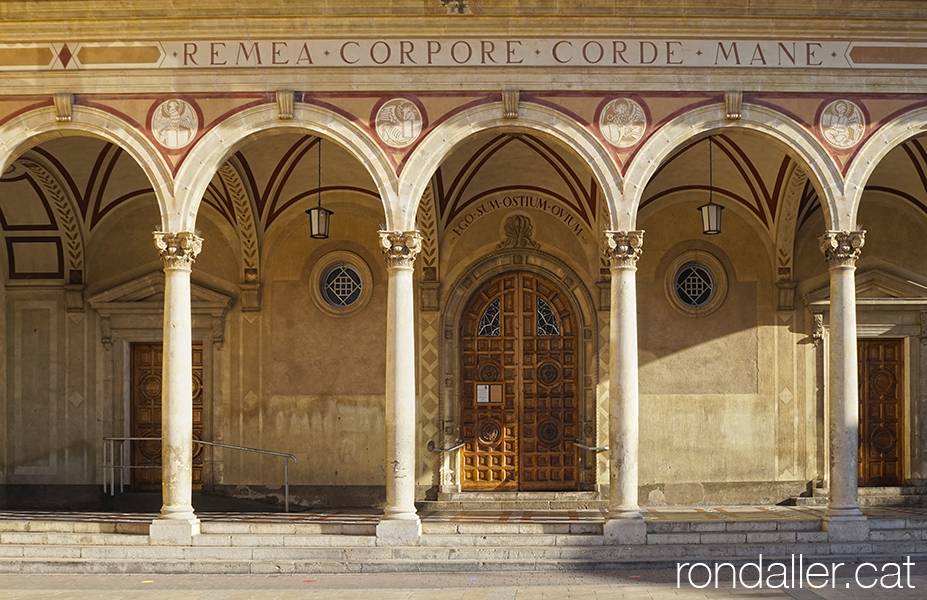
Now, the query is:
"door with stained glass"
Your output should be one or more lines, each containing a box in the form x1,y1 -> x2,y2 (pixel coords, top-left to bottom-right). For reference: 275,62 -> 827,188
459,271 -> 578,491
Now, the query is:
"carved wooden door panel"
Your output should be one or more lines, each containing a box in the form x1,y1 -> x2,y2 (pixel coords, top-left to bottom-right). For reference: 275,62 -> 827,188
857,338 -> 904,487
130,343 -> 204,492
460,272 -> 578,491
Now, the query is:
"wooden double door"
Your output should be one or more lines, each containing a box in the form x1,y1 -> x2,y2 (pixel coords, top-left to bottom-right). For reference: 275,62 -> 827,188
857,338 -> 904,487
459,272 -> 579,491
130,342 -> 205,492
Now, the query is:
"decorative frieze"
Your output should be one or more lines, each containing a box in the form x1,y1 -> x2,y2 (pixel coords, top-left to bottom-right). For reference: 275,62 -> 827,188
379,230 -> 422,268
819,230 -> 865,267
603,230 -> 644,268
154,232 -> 203,270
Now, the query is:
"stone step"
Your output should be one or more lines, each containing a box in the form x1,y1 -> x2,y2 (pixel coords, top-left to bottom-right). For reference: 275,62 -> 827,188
1,541 -> 926,574
426,491 -> 607,511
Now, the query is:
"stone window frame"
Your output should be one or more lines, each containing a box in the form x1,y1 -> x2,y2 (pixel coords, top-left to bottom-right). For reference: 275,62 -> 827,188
664,250 -> 728,318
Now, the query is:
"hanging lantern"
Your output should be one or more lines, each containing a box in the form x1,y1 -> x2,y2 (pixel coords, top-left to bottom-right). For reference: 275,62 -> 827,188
697,135 -> 724,235
306,137 -> 333,239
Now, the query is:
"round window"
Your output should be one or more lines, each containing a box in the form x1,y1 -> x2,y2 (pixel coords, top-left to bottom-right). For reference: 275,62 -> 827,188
674,262 -> 714,308
310,251 -> 373,317
321,263 -> 363,307
664,251 -> 727,317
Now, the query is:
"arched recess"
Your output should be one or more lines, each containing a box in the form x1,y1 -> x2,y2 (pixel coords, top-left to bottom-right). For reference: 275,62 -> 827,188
174,103 -> 397,233
399,101 -> 623,232
437,248 -> 600,492
0,105 -> 172,228
845,105 -> 927,226
9,152 -> 86,288
624,104 -> 845,231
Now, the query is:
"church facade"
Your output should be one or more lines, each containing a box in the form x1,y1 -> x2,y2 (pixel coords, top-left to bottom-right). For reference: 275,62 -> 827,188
1,0 -> 927,544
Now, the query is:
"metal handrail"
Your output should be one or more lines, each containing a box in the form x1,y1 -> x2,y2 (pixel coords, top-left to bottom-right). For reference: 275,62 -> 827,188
573,439 -> 609,452
102,437 -> 298,512
427,439 -> 465,453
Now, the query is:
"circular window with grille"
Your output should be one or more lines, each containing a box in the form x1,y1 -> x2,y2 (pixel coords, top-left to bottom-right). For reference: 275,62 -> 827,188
310,251 -> 373,317
664,251 -> 727,317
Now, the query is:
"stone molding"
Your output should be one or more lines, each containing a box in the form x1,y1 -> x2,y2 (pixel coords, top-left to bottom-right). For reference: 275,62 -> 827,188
154,232 -> 203,271
819,230 -> 865,267
379,230 -> 422,268
603,231 -> 644,268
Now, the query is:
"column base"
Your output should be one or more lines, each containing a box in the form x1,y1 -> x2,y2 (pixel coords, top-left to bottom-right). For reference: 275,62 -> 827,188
376,517 -> 422,546
822,514 -> 869,542
603,514 -> 647,545
149,516 -> 200,545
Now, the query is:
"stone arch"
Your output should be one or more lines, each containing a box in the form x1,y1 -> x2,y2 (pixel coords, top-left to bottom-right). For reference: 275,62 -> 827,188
624,103 -> 845,231
438,248 -> 600,490
174,103 -> 397,233
0,104 -> 173,229
844,104 -> 927,227
399,101 -> 623,232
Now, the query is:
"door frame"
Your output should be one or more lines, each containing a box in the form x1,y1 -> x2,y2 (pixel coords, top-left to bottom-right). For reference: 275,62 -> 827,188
439,250 -> 600,493
88,272 -> 229,491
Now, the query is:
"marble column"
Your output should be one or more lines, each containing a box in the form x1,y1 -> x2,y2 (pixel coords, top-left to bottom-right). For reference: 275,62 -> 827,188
819,230 -> 869,542
376,230 -> 423,545
149,231 -> 203,545
602,231 -> 647,545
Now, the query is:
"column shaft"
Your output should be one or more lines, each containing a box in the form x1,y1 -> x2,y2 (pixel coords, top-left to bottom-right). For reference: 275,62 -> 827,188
150,232 -> 202,544
819,230 -> 868,541
602,231 -> 646,544
376,231 -> 422,545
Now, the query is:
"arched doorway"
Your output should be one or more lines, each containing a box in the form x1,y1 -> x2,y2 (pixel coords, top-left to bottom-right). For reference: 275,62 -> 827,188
459,271 -> 579,491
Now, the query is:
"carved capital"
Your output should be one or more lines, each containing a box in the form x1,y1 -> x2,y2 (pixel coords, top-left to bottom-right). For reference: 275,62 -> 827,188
603,230 -> 644,268
153,231 -> 203,270
379,230 -> 422,268
819,230 -> 865,267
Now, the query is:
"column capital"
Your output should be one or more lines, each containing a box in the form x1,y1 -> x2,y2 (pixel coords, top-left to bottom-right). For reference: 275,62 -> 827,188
154,232 -> 203,270
819,230 -> 865,267
379,230 -> 422,268
604,230 -> 644,268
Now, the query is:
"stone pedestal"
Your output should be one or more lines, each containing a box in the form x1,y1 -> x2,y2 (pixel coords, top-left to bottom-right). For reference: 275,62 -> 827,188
376,231 -> 423,545
603,231 -> 646,545
150,232 -> 203,545
819,230 -> 868,542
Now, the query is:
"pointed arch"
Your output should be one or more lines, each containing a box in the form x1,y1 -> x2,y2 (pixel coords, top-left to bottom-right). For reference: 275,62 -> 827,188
845,105 -> 927,227
174,103 -> 397,233
399,102 -> 623,232
0,105 -> 172,229
624,103 -> 845,230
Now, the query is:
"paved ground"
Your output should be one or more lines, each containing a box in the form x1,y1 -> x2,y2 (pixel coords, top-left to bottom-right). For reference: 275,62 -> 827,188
0,563 -> 924,599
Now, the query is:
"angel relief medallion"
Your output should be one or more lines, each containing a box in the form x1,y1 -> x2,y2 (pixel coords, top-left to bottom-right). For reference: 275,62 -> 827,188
375,98 -> 423,148
819,99 -> 865,150
599,98 -> 647,149
151,99 -> 199,149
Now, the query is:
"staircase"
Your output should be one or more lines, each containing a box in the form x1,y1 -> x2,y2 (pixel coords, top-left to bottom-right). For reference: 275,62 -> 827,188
0,514 -> 924,574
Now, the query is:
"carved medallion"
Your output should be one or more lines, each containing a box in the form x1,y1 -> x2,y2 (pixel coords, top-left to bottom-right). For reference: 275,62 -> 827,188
151,99 -> 199,149
537,419 -> 561,445
498,214 -> 540,249
478,420 -> 502,445
479,362 -> 501,382
599,98 -> 646,148
375,99 -> 423,148
819,100 -> 865,149
537,362 -> 560,386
